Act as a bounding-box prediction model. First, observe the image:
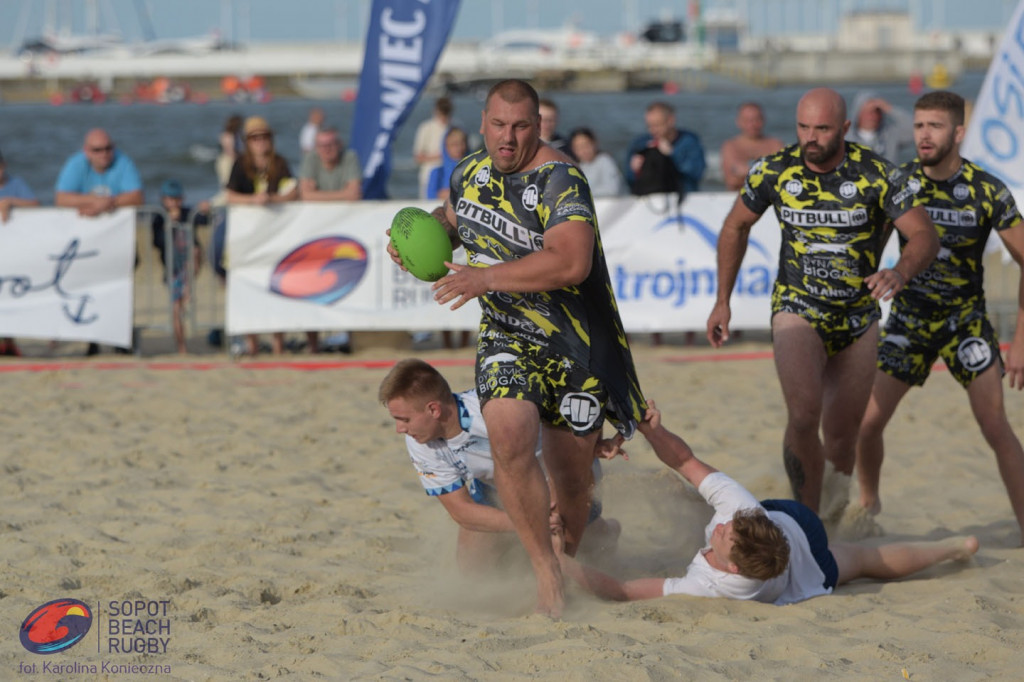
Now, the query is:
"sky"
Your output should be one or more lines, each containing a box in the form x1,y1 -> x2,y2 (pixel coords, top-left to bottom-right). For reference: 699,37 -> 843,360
0,0 -> 1019,48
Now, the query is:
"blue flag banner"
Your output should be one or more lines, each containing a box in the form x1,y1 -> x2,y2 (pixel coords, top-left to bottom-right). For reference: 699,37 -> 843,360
961,0 -> 1024,200
350,0 -> 462,199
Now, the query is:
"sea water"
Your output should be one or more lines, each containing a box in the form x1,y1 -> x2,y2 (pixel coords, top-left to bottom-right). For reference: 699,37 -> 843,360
0,70 -> 987,206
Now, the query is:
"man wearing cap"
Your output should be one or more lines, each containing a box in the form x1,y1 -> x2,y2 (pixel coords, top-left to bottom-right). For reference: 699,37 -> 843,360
55,128 -> 144,217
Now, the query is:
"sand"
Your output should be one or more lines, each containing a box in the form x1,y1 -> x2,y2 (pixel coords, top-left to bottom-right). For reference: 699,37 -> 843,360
0,339 -> 1022,681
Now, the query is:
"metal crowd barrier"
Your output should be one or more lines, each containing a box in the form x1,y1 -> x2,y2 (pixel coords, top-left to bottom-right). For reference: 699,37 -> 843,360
133,205 -> 226,353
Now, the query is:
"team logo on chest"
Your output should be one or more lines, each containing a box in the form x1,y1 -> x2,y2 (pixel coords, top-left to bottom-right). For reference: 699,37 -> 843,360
521,184 -> 539,211
908,177 -> 922,193
953,183 -> 970,201
474,165 -> 491,186
839,181 -> 858,199
785,180 -> 803,197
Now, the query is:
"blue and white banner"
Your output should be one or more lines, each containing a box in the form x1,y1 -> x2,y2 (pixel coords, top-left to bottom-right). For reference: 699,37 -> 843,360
962,0 -> 1024,207
350,0 -> 462,199
0,208 -> 135,346
224,195 -> 782,335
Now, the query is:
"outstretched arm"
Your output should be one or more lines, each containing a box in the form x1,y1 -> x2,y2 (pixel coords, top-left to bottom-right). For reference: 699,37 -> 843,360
638,400 -> 718,489
553,526 -> 665,601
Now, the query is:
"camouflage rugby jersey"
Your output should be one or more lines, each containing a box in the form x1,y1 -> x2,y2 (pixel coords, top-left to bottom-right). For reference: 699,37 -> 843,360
889,158 -> 1020,308
448,149 -> 646,432
742,142 -> 916,310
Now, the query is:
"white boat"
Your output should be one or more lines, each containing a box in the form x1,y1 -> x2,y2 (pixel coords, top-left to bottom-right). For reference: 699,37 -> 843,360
288,76 -> 359,101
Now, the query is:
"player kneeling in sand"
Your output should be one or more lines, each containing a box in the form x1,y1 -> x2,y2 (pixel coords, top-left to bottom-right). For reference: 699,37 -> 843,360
553,401 -> 978,604
380,358 -> 622,572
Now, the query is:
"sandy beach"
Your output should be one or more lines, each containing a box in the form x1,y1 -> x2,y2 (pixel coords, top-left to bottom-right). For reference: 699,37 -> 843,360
0,337 -> 1022,681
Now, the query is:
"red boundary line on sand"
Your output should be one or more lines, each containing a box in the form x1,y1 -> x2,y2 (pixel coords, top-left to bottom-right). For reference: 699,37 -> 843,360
0,344 -> 1009,373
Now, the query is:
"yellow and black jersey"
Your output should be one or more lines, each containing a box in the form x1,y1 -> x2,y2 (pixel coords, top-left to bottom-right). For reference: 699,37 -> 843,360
742,142 -> 915,309
890,159 -> 1020,307
449,149 -> 646,434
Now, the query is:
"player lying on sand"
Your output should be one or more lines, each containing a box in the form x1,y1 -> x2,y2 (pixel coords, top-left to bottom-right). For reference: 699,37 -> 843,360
379,358 -> 623,573
552,401 -> 978,604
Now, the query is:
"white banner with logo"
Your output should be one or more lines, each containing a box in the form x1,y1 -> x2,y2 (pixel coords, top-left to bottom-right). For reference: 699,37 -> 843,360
0,208 -> 135,346
225,196 -> 785,335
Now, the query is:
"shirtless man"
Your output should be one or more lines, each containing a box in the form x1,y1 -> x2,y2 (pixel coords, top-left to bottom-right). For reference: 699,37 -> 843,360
719,102 -> 785,191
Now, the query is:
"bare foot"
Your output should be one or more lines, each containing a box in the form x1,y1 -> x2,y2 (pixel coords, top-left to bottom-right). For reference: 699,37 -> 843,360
955,535 -> 980,560
534,559 -> 565,619
858,495 -> 882,516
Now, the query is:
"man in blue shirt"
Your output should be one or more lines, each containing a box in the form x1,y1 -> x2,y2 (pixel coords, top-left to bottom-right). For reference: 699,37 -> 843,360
0,149 -> 39,223
55,128 -> 144,217
55,128 -> 144,355
625,101 -> 707,195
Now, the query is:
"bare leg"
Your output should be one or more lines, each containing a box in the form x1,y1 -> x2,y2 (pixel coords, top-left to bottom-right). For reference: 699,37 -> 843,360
832,536 -> 978,585
483,398 -> 563,617
772,313 -> 828,511
967,365 -> 1024,545
306,331 -> 320,354
172,299 -> 187,354
821,323 -> 878,475
271,332 -> 285,355
543,426 -> 600,556
246,334 -> 259,356
856,371 -> 912,515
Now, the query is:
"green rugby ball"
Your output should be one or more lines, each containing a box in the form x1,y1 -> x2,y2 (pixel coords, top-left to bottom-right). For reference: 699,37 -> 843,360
389,207 -> 453,282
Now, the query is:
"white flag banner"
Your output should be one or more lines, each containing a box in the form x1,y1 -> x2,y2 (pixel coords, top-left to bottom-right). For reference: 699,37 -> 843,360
225,195 -> 782,335
962,0 -> 1024,214
0,208 -> 135,346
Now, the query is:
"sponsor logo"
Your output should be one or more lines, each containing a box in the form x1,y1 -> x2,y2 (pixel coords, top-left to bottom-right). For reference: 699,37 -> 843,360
522,184 -> 539,211
559,393 -> 601,431
20,599 -> 92,654
925,207 -> 977,228
479,366 -> 527,389
957,337 -> 992,372
455,198 -> 540,251
908,178 -> 922,192
474,165 -> 491,186
785,179 -> 803,197
805,243 -> 850,255
780,207 -> 869,227
270,237 -> 368,305
553,201 -> 594,222
937,246 -> 952,261
953,183 -> 970,200
883,334 -> 913,349
839,181 -> 858,199
481,352 -> 518,365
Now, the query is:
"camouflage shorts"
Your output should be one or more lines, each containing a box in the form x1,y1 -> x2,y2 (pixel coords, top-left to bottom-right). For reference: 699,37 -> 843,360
879,300 -> 1001,387
772,285 -> 880,356
475,326 -> 607,436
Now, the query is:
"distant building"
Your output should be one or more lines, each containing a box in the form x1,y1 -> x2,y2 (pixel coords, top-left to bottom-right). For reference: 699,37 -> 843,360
838,11 -> 914,51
